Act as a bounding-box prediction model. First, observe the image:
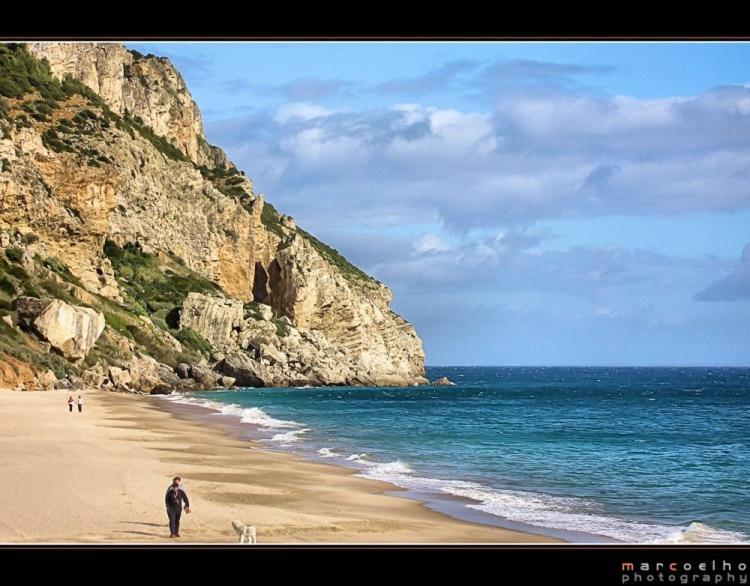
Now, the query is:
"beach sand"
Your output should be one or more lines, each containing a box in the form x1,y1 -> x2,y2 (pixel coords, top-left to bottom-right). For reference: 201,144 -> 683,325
0,389 -> 561,544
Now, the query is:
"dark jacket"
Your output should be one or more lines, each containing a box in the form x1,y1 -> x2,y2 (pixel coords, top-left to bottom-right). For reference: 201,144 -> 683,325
165,486 -> 190,510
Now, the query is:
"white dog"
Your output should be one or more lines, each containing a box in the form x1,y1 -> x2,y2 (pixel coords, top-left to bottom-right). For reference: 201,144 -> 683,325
232,520 -> 257,544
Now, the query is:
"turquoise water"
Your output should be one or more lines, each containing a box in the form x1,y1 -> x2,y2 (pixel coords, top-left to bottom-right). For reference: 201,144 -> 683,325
167,366 -> 750,543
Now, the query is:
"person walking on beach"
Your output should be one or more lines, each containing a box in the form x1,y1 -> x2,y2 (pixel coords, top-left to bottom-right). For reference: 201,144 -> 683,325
77,394 -> 83,413
165,476 -> 191,538
67,395 -> 74,413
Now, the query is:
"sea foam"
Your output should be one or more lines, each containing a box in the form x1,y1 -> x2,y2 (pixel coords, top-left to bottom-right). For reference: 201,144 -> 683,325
161,394 -> 300,429
344,454 -> 748,544
269,428 -> 311,444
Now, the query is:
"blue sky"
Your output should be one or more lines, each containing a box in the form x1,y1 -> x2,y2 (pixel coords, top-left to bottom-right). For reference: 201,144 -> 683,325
129,41 -> 750,366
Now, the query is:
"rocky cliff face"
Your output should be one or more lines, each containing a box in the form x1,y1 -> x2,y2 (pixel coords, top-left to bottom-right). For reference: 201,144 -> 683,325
0,42 -> 428,392
26,42 -> 217,166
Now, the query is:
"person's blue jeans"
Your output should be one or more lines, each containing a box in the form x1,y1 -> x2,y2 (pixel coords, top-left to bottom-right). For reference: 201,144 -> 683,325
167,507 -> 181,536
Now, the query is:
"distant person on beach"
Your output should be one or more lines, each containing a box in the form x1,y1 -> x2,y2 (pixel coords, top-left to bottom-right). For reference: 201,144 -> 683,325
77,395 -> 83,413
67,395 -> 73,413
165,476 -> 191,538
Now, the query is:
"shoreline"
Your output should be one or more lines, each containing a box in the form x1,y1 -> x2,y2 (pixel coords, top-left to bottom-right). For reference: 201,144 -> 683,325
0,388 -> 563,544
155,391 -> 614,544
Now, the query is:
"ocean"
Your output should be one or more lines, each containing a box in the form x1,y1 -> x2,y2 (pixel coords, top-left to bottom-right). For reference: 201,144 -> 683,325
163,366 -> 750,543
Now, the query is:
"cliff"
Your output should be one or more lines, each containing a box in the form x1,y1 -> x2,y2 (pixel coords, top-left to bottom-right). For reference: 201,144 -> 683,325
0,42 -> 428,392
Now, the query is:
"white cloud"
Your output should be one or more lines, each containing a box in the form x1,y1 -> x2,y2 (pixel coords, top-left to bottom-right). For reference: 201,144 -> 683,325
274,102 -> 333,124
413,234 -> 452,255
208,81 -> 750,236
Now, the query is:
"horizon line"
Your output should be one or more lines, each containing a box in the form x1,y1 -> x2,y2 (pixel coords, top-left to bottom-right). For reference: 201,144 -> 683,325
425,364 -> 750,368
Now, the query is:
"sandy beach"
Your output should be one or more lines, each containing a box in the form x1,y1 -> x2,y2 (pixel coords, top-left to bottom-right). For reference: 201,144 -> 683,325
0,389 -> 561,544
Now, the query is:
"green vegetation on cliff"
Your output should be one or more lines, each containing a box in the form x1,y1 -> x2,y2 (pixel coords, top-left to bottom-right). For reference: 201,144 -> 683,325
120,111 -> 188,162
0,44 -> 115,122
297,227 -> 382,288
0,43 -> 64,101
0,43 -> 189,168
198,164 -> 258,225
258,201 -> 381,289
103,240 -> 220,312
0,248 -> 213,378
1,44 -> 382,296
103,240 -> 217,360
0,255 -> 90,378
173,327 -> 212,356
260,201 -> 287,238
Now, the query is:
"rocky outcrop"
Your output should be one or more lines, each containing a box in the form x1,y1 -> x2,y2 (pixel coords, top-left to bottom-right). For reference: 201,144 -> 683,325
432,376 -> 455,386
0,94 -> 263,301
0,42 -> 428,391
190,289 -> 412,386
0,354 -> 37,389
26,42 -> 216,167
187,363 -> 222,388
120,353 -> 172,394
13,297 -> 51,330
107,366 -> 132,390
179,293 -> 243,350
13,297 -> 104,360
33,300 -> 105,360
88,352 -> 171,394
139,316 -> 182,353
0,353 -> 57,391
268,233 -> 428,385
216,353 -> 265,387
37,369 -> 57,390
77,349 -> 222,395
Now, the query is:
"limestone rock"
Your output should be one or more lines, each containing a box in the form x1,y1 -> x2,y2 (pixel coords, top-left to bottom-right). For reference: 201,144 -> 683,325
280,215 -> 296,231
27,42 -> 211,166
37,370 -> 58,390
257,304 -> 274,321
218,376 -> 236,389
13,297 -> 52,330
179,293 -> 243,349
257,343 -> 287,366
82,368 -> 108,388
15,297 -> 105,361
217,353 -> 266,387
156,363 -> 182,390
59,375 -> 86,391
189,364 -> 221,388
175,363 -> 191,380
0,354 -> 37,389
121,353 -> 162,393
34,300 -> 105,361
0,43 -> 429,390
54,378 -> 72,390
139,315 -> 182,352
265,233 -> 429,386
108,366 -> 132,389
432,376 -> 455,386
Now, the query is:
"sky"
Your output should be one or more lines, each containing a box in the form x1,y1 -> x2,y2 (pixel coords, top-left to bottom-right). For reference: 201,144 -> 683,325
128,41 -> 750,366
